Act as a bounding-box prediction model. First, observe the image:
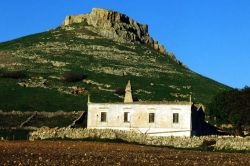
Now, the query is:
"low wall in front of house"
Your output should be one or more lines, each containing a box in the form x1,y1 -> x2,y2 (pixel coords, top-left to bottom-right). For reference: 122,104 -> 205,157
29,128 -> 250,151
87,127 -> 191,136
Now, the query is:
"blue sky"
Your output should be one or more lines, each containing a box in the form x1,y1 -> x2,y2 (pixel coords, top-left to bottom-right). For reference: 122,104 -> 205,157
1,0 -> 250,88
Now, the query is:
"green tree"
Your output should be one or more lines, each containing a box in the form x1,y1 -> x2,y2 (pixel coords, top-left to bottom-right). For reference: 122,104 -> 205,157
207,87 -> 250,136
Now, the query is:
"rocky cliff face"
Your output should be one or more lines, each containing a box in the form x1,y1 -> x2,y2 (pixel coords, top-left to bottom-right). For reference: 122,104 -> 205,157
63,8 -> 167,54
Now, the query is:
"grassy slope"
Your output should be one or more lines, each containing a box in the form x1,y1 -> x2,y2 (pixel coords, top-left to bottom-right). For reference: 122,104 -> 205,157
0,23 -> 231,112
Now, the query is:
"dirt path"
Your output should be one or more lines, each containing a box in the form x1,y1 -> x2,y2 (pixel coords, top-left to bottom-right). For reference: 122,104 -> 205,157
0,141 -> 249,166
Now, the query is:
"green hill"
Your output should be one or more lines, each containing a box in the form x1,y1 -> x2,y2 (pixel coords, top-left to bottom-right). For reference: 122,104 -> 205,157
0,8 -> 230,112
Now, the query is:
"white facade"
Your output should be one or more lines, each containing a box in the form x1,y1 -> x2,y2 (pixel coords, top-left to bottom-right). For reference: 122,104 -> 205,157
87,81 -> 192,137
87,102 -> 192,136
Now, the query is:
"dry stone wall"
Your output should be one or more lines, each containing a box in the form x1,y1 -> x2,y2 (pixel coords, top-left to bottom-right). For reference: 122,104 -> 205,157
29,128 -> 250,151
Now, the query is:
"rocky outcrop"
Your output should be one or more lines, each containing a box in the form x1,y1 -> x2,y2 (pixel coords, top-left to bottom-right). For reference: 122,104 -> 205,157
63,8 -> 167,55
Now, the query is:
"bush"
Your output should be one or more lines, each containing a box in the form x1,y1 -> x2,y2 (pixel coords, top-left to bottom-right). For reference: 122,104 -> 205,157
207,87 -> 250,136
115,88 -> 125,96
63,72 -> 87,83
133,96 -> 139,102
0,70 -> 26,79
201,139 -> 216,147
200,139 -> 216,151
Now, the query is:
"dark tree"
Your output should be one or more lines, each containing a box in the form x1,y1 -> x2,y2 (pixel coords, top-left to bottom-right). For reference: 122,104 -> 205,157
207,87 -> 250,136
63,72 -> 87,83
115,88 -> 125,96
1,70 -> 26,79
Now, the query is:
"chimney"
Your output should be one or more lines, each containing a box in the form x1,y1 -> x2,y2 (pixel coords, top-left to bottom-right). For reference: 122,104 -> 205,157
124,80 -> 133,103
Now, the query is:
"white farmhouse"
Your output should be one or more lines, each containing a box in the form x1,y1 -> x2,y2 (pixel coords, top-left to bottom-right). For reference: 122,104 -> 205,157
87,81 -> 192,136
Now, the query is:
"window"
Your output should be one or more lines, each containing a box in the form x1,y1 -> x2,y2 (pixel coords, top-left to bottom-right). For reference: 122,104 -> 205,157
124,112 -> 130,122
149,113 -> 155,123
101,112 -> 107,122
173,113 -> 179,123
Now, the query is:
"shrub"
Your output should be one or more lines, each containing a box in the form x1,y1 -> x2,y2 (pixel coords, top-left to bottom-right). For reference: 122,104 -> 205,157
207,86 -> 250,136
115,88 -> 125,96
201,139 -> 216,147
200,139 -> 216,151
133,96 -> 139,102
0,70 -> 26,79
63,72 -> 87,83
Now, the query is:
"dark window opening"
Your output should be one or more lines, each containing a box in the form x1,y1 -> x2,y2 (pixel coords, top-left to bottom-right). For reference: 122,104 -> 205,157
149,113 -> 155,123
101,112 -> 107,122
124,112 -> 130,122
173,113 -> 179,123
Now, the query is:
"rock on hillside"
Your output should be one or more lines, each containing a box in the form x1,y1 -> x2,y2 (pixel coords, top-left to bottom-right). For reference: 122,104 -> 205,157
63,8 -> 167,55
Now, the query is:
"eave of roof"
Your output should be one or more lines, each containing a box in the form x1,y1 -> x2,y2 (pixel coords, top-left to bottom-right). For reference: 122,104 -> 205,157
88,101 -> 191,105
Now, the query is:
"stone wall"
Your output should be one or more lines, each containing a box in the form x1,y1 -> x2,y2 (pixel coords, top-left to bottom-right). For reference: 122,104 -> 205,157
29,128 -> 250,151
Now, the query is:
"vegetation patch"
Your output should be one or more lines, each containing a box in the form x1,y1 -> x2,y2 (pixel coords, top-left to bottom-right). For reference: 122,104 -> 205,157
0,70 -> 27,79
0,128 -> 32,140
207,87 -> 250,136
63,72 -> 87,83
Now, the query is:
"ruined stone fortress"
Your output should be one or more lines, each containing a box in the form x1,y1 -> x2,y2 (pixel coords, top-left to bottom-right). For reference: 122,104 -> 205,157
87,81 -> 192,136
63,8 -> 167,55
